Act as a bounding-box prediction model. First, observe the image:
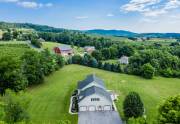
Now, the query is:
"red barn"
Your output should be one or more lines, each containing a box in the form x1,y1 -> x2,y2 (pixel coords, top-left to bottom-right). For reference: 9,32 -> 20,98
54,45 -> 73,56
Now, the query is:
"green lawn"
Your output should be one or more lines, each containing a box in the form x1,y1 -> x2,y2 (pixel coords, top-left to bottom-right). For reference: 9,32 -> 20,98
27,64 -> 180,124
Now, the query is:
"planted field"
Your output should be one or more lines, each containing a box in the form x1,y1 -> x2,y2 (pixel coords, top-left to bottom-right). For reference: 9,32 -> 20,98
27,65 -> 180,124
0,42 -> 30,58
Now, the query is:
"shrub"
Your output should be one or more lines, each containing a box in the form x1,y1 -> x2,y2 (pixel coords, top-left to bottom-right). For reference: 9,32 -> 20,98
103,63 -> 111,71
123,92 -> 144,119
141,63 -> 155,79
158,94 -> 180,124
89,58 -> 98,68
72,55 -> 82,64
3,90 -> 30,123
31,39 -> 42,48
161,68 -> 173,77
92,50 -> 102,61
55,54 -> 64,68
127,117 -> 147,124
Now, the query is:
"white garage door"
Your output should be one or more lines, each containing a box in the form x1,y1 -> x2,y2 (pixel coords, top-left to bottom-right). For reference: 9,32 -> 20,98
104,105 -> 111,111
89,106 -> 96,111
79,106 -> 87,111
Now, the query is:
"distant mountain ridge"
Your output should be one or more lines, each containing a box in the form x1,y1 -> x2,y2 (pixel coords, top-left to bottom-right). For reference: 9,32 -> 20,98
0,21 -> 66,33
85,29 -> 137,37
86,29 -> 180,38
1,21 -> 180,38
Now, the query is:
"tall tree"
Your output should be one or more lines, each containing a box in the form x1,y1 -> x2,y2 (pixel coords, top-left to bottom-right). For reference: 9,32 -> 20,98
123,92 -> 144,119
21,50 -> 44,85
0,56 -> 27,95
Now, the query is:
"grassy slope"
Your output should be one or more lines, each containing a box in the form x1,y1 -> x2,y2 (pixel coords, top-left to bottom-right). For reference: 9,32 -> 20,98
27,65 -> 180,124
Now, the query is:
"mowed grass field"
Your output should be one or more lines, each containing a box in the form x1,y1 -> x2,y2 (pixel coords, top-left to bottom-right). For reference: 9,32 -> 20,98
27,64 -> 180,124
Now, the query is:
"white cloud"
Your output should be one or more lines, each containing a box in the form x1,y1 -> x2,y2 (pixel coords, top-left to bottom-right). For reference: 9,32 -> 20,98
143,9 -> 167,17
75,16 -> 89,19
45,3 -> 53,7
0,0 -> 19,2
0,0 -> 53,9
17,2 -> 53,8
164,0 -> 180,9
121,0 -> 160,12
107,13 -> 114,17
121,0 -> 180,17
140,18 -> 158,23
17,1 -> 39,8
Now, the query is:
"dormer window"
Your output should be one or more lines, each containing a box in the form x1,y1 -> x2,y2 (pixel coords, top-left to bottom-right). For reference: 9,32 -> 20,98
91,98 -> 100,101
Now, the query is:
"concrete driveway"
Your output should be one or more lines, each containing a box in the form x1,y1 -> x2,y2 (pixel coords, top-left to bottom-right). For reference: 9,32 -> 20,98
78,111 -> 123,124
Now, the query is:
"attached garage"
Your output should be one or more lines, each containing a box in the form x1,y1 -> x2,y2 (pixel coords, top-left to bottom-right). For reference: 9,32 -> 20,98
79,106 -> 87,111
88,106 -> 96,111
78,75 -> 114,112
104,105 -> 111,111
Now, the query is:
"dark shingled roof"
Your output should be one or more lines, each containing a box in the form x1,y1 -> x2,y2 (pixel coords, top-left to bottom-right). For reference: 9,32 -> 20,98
78,86 -> 112,103
78,74 -> 105,90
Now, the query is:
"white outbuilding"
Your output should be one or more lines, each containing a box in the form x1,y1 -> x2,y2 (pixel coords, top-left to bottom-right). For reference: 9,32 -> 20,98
119,55 -> 129,65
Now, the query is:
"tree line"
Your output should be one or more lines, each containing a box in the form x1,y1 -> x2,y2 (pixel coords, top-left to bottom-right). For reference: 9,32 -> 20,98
0,49 -> 64,95
1,28 -> 180,78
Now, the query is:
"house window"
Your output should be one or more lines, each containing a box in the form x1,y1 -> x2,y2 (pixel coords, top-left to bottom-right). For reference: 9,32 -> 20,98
91,98 -> 100,101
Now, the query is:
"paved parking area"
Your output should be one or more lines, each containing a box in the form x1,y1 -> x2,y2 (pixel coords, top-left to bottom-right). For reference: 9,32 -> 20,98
78,111 -> 123,124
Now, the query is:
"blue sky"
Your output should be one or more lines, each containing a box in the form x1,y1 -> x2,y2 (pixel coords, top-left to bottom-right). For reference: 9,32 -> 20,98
0,0 -> 180,33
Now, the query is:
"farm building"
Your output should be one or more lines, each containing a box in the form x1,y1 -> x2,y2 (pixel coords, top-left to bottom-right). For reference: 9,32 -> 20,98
54,45 -> 73,56
119,55 -> 129,64
84,46 -> 95,54
77,74 -> 114,112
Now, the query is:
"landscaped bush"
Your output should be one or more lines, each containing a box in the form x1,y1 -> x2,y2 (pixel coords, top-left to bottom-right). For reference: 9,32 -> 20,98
123,92 -> 144,119
141,63 -> 155,79
71,96 -> 78,113
158,94 -> 180,124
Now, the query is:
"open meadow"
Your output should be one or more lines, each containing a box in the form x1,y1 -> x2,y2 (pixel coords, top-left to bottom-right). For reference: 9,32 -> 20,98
26,64 -> 180,124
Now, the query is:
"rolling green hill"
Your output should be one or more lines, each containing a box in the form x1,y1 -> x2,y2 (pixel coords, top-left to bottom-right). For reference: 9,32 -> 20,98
26,65 -> 180,124
1,21 -> 180,38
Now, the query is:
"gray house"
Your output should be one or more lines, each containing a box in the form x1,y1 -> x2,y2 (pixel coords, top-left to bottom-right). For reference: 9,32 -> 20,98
78,74 -> 113,112
78,74 -> 106,92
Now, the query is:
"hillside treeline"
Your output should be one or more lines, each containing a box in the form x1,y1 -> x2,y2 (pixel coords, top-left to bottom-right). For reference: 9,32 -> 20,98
0,25 -> 180,78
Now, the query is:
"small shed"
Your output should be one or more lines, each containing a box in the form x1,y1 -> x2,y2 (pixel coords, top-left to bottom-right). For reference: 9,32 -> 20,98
119,56 -> 129,65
